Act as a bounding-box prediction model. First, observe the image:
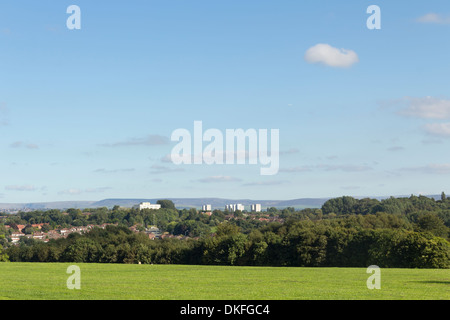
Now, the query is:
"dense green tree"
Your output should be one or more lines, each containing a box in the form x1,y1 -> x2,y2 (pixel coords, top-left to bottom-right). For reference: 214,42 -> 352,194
157,200 -> 177,210
415,213 -> 448,238
0,235 -> 9,262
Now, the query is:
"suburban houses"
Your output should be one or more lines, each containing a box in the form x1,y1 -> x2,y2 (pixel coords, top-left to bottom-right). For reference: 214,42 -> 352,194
5,223 -> 163,245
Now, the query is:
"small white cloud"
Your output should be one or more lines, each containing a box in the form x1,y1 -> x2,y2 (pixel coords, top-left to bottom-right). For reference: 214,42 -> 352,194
417,13 -> 450,24
304,43 -> 359,68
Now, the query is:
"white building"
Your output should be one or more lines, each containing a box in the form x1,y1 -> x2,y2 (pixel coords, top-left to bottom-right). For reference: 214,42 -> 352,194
202,204 -> 212,212
134,202 -> 162,210
225,204 -> 245,212
251,204 -> 262,212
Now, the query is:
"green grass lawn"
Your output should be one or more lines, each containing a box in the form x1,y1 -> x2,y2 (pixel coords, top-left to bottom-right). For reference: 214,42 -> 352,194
0,263 -> 448,300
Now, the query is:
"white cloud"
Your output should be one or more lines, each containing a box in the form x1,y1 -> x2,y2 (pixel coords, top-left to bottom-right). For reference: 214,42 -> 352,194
424,122 -> 450,137
398,97 -> 450,119
417,13 -> 450,24
304,43 -> 359,68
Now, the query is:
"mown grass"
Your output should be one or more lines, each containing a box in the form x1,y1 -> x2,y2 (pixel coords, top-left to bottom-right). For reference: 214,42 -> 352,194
0,263 -> 448,300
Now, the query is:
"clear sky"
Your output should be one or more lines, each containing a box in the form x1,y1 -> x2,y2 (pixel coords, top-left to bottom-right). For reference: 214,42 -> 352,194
1,0 -> 450,203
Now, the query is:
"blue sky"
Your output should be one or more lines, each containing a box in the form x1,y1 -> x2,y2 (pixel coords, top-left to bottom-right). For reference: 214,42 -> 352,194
1,0 -> 450,202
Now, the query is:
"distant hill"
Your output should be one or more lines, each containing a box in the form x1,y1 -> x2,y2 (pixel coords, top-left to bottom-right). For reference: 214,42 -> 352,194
0,197 -> 329,211
91,198 -> 331,210
0,194 -> 443,212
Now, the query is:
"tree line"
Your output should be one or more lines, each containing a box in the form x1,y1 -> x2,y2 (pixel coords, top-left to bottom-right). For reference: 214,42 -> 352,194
1,195 -> 449,268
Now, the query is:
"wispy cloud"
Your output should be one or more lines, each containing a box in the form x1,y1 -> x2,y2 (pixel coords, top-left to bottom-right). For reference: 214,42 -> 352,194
279,148 -> 300,156
85,187 -> 113,193
386,97 -> 450,138
10,141 -> 39,149
58,188 -> 83,195
5,185 -> 37,191
58,187 -> 112,195
304,43 -> 359,68
340,186 -> 361,190
196,176 -> 242,183
150,165 -> 184,174
317,164 -> 372,172
160,154 -> 173,163
401,164 -> 450,175
424,122 -> 450,137
101,135 -> 169,147
416,13 -> 450,25
387,146 -> 405,152
279,164 -> 372,173
279,166 -> 312,173
242,180 -> 288,187
421,138 -> 443,145
0,28 -> 11,35
93,168 -> 135,174
396,97 -> 450,119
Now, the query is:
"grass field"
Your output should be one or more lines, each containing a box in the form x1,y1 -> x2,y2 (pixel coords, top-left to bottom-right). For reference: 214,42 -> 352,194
0,263 -> 448,300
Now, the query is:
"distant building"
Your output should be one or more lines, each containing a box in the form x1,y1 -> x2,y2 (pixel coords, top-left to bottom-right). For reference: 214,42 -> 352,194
134,202 -> 162,210
251,204 -> 262,212
202,204 -> 212,212
225,204 -> 244,212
